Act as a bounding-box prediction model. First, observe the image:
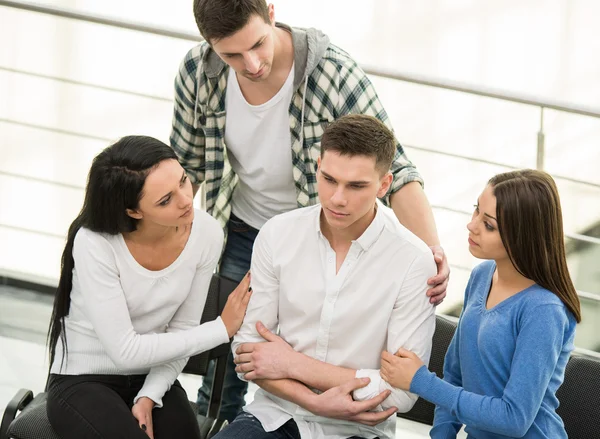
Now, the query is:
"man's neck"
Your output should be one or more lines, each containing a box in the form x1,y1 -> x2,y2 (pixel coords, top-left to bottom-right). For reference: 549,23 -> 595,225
320,206 -> 376,250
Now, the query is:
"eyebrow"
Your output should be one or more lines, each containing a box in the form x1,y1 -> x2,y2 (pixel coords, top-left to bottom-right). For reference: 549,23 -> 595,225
155,171 -> 186,205
321,170 -> 370,185
476,199 -> 497,221
221,35 -> 267,56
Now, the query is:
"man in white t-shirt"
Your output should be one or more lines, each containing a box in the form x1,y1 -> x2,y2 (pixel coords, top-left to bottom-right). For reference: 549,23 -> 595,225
216,114 -> 436,439
170,0 -> 449,422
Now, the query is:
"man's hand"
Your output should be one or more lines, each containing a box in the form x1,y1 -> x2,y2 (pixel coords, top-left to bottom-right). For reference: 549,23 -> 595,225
306,378 -> 397,426
234,321 -> 296,380
380,348 -> 425,391
131,397 -> 155,438
427,245 -> 449,305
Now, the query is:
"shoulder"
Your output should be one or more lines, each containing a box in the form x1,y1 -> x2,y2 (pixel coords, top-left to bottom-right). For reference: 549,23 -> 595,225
379,204 -> 431,256
191,209 -> 224,259
176,42 -> 211,79
259,205 -> 319,242
519,286 -> 572,321
73,227 -> 116,256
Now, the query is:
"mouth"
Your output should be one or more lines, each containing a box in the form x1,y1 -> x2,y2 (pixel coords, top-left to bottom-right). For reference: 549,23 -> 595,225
180,207 -> 193,218
247,66 -> 265,78
468,237 -> 479,247
327,208 -> 349,218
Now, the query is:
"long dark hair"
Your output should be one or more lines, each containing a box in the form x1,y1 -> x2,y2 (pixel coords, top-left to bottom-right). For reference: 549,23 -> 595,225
48,136 -> 178,369
489,169 -> 581,322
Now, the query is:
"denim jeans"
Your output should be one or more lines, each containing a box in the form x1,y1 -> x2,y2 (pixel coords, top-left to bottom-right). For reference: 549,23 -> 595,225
213,412 -> 300,439
214,412 -> 375,439
196,213 -> 259,422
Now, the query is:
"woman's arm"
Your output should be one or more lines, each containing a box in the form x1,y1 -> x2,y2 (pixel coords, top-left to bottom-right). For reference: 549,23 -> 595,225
74,229 -> 229,371
410,304 -> 570,437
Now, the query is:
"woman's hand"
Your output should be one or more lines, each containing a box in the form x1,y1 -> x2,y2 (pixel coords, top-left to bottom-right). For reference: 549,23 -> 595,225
131,397 -> 155,438
380,348 -> 425,391
221,272 -> 253,338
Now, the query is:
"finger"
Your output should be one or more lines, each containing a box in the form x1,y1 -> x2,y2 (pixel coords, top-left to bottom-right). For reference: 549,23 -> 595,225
351,389 -> 392,412
394,347 -> 412,358
351,406 -> 397,426
381,351 -> 395,362
242,288 -> 253,305
235,343 -> 256,355
235,362 -> 254,374
146,417 -> 154,439
426,279 -> 449,297
233,353 -> 253,364
256,321 -> 280,342
340,377 -> 371,393
244,371 -> 257,381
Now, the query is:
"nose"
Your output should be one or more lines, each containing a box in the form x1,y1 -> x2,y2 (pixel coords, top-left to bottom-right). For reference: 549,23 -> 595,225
330,187 -> 347,207
466,217 -> 477,234
244,52 -> 260,73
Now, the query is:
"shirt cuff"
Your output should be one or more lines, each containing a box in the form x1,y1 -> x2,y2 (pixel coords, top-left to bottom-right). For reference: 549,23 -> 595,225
134,390 -> 163,409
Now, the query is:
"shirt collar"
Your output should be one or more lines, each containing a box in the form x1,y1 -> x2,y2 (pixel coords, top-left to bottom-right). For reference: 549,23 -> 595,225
315,201 -> 385,252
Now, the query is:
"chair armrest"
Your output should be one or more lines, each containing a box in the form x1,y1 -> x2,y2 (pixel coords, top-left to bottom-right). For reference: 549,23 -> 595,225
0,389 -> 34,439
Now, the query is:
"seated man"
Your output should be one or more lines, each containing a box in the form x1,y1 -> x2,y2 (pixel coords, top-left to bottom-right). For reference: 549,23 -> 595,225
215,114 -> 436,439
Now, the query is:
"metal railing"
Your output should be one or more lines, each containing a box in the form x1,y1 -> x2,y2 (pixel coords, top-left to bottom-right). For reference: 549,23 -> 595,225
1,0 -> 599,297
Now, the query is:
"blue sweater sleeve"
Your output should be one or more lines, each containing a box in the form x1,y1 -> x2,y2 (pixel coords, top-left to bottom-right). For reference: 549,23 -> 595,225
412,304 -> 569,438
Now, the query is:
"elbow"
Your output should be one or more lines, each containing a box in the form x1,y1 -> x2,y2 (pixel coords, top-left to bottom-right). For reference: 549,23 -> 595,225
386,390 -> 419,413
481,409 -> 533,437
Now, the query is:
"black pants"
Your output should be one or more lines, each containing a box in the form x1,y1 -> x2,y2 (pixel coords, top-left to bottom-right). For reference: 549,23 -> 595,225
47,374 -> 201,439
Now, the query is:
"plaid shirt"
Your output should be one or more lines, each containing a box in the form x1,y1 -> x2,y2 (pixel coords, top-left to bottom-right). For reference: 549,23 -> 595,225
170,27 -> 422,230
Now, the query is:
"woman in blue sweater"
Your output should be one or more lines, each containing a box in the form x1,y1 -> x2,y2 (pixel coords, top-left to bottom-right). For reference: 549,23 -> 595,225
379,169 -> 581,438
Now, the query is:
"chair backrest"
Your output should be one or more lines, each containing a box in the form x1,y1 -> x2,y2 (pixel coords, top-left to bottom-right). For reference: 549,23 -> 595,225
555,351 -> 600,439
397,314 -> 458,425
182,274 -> 239,376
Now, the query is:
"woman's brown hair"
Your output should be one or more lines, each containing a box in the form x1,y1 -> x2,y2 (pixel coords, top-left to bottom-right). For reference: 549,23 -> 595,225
490,169 -> 581,322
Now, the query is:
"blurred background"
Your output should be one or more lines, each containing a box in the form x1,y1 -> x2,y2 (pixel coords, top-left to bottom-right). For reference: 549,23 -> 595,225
1,0 -> 599,420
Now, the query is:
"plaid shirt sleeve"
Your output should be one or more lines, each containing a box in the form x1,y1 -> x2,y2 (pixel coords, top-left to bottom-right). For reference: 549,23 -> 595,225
170,50 -> 206,185
335,56 -> 424,204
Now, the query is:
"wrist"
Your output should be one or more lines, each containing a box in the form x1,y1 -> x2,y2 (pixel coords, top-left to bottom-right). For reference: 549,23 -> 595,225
287,351 -> 305,381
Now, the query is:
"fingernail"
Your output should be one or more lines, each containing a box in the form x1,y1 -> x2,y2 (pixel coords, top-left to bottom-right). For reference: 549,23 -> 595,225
248,287 -> 252,292
141,424 -> 147,431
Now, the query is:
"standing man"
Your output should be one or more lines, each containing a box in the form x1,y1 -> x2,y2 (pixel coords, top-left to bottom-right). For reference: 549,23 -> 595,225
170,0 -> 449,422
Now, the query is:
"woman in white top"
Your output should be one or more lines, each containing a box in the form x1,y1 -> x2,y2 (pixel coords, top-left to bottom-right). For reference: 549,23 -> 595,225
46,136 -> 252,439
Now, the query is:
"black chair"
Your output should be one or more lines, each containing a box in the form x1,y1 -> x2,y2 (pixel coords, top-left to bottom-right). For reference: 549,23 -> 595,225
0,274 -> 238,439
397,314 -> 458,425
555,351 -> 600,439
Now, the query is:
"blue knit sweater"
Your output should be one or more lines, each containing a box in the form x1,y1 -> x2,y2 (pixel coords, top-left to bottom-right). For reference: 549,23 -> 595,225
411,261 -> 576,438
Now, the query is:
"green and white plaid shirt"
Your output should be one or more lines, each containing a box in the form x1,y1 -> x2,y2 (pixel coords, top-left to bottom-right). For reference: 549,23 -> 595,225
170,24 -> 422,231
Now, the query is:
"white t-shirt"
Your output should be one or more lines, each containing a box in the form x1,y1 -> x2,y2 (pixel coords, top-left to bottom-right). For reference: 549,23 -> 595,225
50,209 -> 229,407
225,65 -> 298,229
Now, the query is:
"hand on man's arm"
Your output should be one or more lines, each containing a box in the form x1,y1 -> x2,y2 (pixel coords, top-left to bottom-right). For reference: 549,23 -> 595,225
234,322 -> 355,390
255,377 -> 397,426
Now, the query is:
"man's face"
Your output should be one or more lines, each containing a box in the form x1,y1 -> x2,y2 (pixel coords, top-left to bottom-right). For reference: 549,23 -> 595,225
317,151 -> 392,234
211,13 -> 276,82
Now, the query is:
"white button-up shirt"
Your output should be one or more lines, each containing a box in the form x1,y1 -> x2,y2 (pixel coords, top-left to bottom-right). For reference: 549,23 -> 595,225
232,202 -> 436,439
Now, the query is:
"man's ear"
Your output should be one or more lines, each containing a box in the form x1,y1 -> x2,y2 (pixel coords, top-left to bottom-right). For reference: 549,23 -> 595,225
268,3 -> 275,25
126,208 -> 143,220
377,172 -> 393,198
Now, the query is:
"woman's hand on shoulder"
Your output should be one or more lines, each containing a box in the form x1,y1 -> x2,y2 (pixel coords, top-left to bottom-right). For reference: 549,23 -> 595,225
221,271 -> 253,338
